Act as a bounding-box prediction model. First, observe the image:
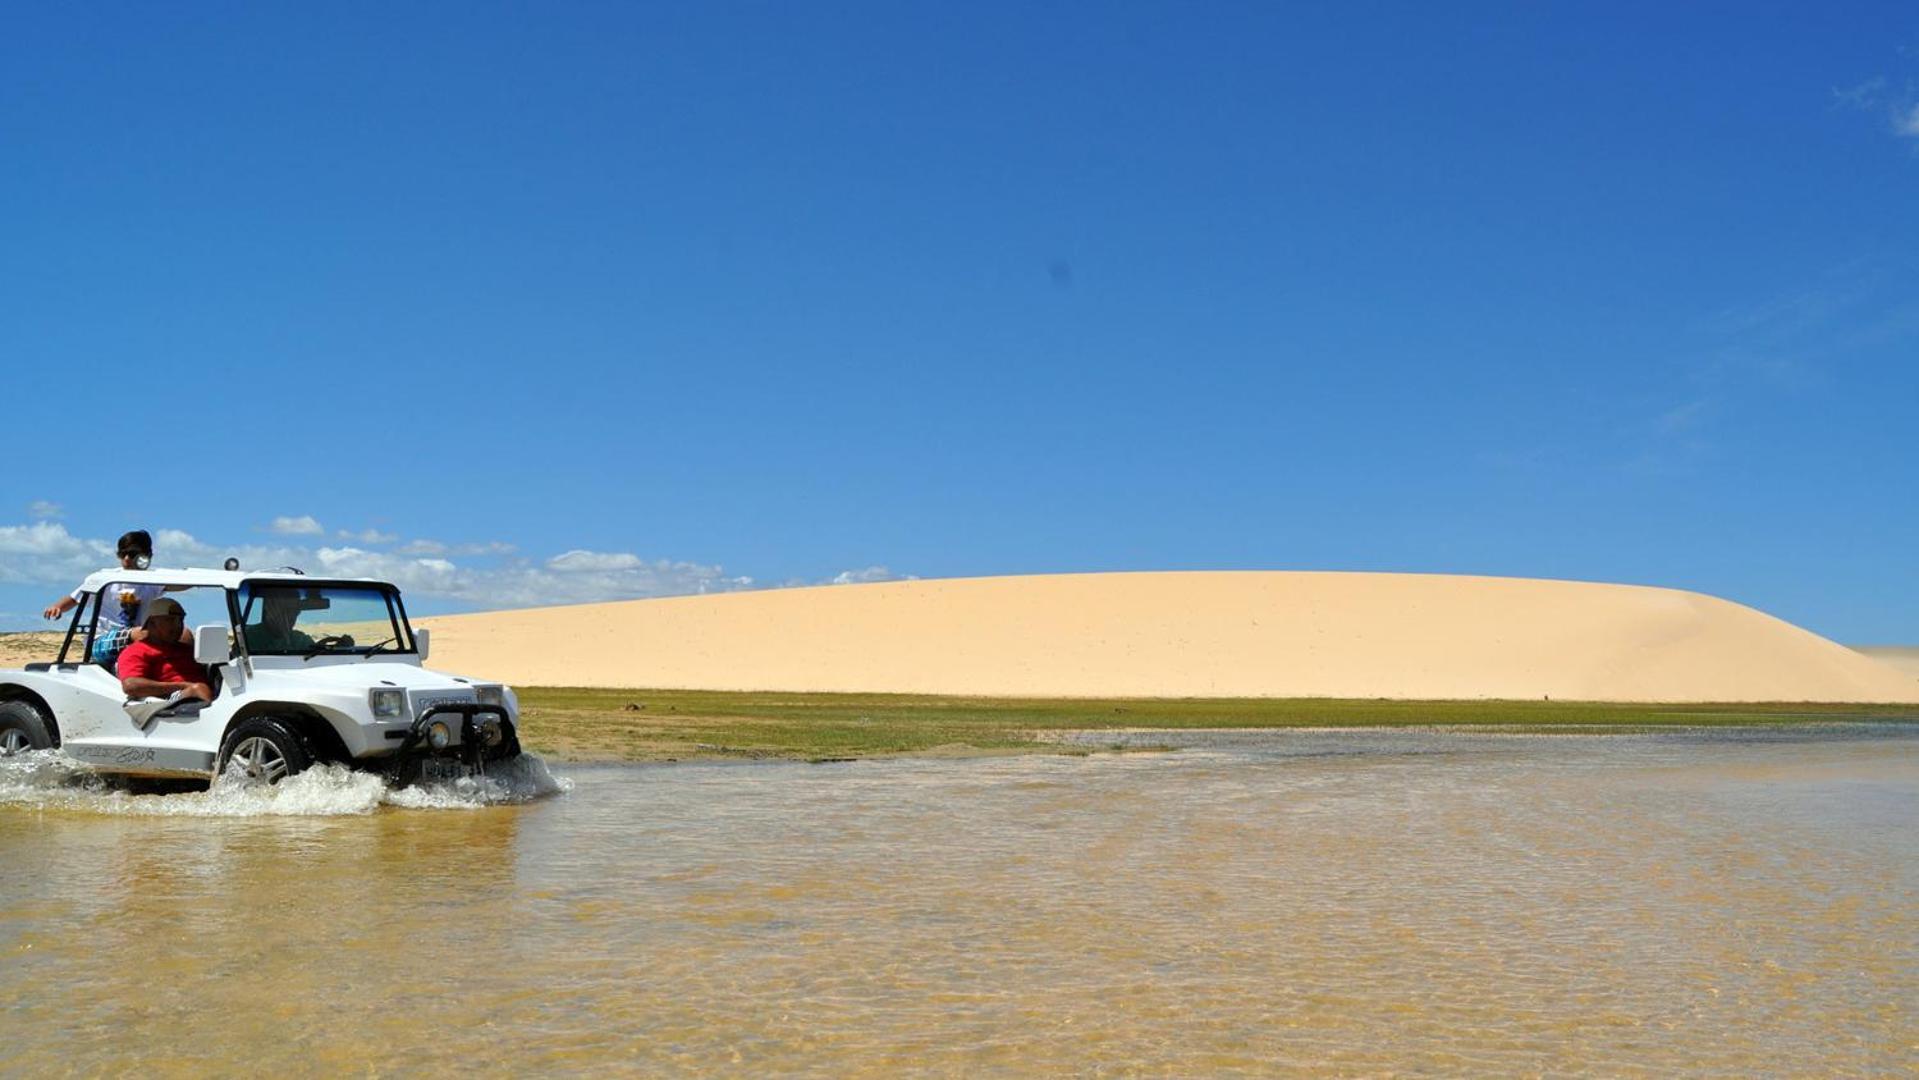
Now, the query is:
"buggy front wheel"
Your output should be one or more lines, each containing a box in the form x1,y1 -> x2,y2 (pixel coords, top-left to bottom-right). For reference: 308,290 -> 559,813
218,718 -> 314,785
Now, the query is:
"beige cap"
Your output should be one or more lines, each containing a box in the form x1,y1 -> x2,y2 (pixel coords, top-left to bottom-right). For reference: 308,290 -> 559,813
142,597 -> 185,624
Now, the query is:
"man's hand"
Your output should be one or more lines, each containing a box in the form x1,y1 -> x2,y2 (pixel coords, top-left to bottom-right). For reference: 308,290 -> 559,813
128,627 -> 149,643
42,603 -> 62,620
122,676 -> 205,700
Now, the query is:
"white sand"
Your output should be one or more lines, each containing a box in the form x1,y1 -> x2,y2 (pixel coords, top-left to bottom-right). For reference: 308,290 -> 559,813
0,633 -> 60,669
1853,646 -> 1919,684
419,571 -> 1919,702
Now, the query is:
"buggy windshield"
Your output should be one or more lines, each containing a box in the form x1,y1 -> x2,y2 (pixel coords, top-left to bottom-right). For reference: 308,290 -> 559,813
239,583 -> 413,657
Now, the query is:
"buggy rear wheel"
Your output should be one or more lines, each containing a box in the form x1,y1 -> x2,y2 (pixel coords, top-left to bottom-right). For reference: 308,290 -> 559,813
0,700 -> 54,756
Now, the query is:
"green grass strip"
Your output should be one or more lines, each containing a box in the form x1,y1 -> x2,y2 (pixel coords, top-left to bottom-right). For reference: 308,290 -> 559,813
514,687 -> 1918,763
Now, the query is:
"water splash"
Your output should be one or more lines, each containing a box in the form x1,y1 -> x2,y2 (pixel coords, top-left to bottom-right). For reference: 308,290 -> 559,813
0,749 -> 570,817
386,752 -> 572,810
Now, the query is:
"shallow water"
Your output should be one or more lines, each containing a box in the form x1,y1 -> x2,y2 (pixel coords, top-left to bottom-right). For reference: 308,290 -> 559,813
1,727 -> 1914,1075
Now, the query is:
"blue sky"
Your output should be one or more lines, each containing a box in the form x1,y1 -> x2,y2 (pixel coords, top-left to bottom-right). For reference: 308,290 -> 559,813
3,2 -> 1916,640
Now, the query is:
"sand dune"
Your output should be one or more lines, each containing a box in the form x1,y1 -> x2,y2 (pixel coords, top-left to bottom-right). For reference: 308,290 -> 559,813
419,572 -> 1919,702
1854,646 -> 1919,683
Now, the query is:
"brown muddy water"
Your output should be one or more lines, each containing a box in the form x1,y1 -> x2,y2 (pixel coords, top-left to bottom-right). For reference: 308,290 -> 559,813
1,726 -> 1915,1076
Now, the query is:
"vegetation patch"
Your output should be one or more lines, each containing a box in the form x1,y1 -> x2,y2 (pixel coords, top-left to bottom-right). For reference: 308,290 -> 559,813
514,687 -> 1918,763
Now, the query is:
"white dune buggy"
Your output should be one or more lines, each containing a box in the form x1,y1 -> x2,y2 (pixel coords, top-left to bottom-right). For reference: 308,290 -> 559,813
0,566 -> 523,787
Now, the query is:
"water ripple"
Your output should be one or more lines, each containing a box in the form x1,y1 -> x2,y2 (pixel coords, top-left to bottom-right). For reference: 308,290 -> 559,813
0,729 -> 1912,1075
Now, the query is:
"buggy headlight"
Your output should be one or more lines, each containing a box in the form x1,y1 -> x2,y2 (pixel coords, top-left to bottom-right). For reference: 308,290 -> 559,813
370,688 -> 407,720
475,685 -> 505,710
475,715 -> 505,747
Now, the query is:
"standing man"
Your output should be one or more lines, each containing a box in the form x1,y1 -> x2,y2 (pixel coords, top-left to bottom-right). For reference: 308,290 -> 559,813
42,530 -> 168,662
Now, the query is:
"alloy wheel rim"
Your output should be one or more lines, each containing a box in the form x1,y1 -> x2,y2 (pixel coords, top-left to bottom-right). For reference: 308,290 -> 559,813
0,729 -> 29,755
228,736 -> 289,783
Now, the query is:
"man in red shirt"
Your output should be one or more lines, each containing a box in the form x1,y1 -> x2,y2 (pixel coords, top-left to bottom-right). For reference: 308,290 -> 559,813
117,597 -> 214,704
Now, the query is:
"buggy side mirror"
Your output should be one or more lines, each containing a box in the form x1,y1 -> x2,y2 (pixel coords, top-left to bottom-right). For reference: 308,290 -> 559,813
193,624 -> 233,666
414,627 -> 431,661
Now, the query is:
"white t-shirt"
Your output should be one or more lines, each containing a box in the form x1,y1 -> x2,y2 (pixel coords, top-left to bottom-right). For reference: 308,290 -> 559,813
71,576 -> 166,634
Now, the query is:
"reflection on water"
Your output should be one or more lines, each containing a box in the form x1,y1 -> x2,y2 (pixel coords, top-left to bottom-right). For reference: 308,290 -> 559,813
1,727 -> 1914,1075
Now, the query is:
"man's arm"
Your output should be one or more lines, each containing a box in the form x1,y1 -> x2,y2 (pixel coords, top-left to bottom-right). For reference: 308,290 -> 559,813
120,676 -> 213,702
41,595 -> 78,621
117,649 -> 213,702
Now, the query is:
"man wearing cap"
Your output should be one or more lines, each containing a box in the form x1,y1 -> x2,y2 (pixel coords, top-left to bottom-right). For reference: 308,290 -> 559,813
116,597 -> 214,704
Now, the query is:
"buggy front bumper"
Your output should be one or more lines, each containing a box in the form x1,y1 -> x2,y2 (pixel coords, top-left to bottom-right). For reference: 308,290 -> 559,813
387,703 -> 520,783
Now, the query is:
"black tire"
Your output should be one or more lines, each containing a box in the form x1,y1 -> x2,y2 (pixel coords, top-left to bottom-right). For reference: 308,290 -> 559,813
218,717 -> 314,785
0,700 -> 55,757
484,725 -> 523,764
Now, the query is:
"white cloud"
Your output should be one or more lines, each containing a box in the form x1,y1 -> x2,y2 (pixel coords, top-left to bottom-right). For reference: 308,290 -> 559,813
1832,76 -> 1886,111
1898,103 -> 1919,138
1829,75 -> 1919,142
155,530 -> 317,575
0,522 -> 95,557
829,565 -> 916,585
269,515 -> 325,536
546,550 -> 646,573
27,500 -> 63,520
395,538 -> 517,557
0,522 -> 772,611
284,545 -> 751,607
312,547 -> 468,594
517,551 -> 751,605
775,566 -> 922,588
337,528 -> 399,544
0,522 -> 110,587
